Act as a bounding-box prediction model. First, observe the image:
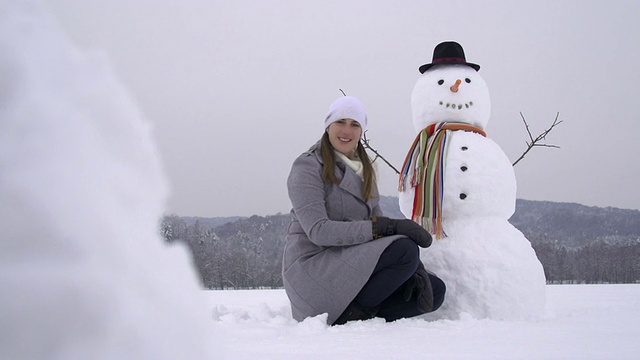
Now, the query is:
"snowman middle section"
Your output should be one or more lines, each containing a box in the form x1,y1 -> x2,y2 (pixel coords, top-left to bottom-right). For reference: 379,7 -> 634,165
440,130 -> 516,220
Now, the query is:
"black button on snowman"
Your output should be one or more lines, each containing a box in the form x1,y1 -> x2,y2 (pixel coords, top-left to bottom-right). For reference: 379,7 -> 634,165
398,41 -> 547,320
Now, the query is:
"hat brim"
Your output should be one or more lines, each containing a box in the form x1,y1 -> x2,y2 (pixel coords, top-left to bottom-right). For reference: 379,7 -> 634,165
419,62 -> 480,74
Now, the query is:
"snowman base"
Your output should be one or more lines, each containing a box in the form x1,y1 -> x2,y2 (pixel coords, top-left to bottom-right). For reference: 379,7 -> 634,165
418,218 -> 546,321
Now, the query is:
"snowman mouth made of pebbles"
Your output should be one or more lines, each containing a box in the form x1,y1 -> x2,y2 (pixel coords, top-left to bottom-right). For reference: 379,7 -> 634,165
438,79 -> 475,110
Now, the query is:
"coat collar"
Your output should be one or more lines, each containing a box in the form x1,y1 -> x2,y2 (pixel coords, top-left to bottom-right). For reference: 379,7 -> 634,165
309,139 -> 367,202
338,166 -> 365,200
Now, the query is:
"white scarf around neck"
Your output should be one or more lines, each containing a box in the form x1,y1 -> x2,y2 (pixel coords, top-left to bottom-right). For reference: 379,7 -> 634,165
334,151 -> 364,179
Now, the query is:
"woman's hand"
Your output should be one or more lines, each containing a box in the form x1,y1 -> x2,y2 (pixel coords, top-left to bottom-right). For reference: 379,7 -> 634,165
372,216 -> 432,248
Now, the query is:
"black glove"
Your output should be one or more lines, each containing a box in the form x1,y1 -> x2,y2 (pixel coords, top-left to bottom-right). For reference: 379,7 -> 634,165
372,216 -> 432,248
402,262 -> 434,313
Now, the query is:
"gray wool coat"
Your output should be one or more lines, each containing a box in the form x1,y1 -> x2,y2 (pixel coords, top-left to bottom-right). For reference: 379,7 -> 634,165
282,140 -> 404,325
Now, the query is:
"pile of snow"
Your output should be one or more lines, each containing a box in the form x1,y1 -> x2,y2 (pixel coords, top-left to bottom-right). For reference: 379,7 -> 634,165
0,2 -> 220,359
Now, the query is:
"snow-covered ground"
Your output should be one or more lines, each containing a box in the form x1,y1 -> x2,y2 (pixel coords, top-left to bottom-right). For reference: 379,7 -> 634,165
208,285 -> 640,359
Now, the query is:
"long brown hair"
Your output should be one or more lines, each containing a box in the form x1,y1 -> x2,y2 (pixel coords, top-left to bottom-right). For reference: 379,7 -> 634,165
320,132 -> 376,200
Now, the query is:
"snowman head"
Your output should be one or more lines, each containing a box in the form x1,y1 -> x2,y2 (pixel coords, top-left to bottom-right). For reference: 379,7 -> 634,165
411,64 -> 491,132
411,40 -> 491,133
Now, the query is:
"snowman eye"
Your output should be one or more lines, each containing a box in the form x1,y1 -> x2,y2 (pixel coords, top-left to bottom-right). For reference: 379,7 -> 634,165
438,80 -> 444,85
465,78 -> 471,83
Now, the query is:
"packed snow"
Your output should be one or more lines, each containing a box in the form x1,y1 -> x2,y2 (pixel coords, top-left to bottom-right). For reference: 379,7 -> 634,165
2,3 -> 638,360
209,285 -> 640,359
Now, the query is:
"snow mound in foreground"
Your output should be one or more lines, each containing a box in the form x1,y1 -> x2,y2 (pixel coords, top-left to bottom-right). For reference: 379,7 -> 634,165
0,2 -> 220,359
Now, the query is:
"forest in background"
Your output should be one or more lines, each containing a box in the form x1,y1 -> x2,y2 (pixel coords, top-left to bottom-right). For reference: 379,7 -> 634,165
160,198 -> 640,289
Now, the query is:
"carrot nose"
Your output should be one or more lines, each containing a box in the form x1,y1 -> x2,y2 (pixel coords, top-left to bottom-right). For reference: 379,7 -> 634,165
450,79 -> 462,92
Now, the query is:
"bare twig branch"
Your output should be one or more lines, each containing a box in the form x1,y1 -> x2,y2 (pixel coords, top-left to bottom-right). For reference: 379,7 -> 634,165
358,112 -> 561,173
361,131 -> 400,174
512,112 -> 562,166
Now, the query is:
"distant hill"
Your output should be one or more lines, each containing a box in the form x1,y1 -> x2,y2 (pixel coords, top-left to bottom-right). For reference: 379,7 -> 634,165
378,196 -> 640,248
509,199 -> 640,248
162,197 -> 640,287
377,195 -> 405,219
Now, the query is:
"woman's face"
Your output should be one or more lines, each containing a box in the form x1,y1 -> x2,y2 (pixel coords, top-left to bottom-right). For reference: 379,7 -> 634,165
327,118 -> 362,158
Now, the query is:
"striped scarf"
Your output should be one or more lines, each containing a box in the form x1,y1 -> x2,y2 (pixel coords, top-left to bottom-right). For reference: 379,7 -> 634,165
398,122 -> 487,239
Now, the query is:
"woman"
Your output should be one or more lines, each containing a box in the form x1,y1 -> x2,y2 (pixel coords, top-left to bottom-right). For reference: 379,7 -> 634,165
282,96 -> 445,325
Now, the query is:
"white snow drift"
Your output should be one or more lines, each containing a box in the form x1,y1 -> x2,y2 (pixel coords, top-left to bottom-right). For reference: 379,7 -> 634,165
0,2 -> 220,359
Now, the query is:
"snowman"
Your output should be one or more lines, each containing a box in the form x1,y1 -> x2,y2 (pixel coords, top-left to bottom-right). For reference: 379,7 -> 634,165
398,41 -> 546,320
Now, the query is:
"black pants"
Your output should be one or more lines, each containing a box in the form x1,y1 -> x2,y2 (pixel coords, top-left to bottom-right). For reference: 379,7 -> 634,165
355,238 -> 446,322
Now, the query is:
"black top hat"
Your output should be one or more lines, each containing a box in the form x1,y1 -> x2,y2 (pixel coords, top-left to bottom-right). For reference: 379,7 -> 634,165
418,41 -> 480,73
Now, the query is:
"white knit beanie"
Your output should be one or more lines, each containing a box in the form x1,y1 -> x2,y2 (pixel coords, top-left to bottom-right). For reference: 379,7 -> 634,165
324,96 -> 368,132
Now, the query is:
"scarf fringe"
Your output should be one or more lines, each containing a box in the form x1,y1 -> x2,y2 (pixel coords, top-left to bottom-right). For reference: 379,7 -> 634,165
399,122 -> 486,239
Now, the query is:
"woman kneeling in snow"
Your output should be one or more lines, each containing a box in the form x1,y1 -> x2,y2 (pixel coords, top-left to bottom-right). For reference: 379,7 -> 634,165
282,96 -> 446,325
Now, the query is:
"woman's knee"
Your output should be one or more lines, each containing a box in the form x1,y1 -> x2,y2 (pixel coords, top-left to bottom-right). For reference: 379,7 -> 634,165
370,238 -> 420,281
384,238 -> 420,265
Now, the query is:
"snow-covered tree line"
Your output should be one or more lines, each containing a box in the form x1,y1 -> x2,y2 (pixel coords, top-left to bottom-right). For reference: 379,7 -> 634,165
533,242 -> 640,284
159,199 -> 640,289
160,214 -> 287,289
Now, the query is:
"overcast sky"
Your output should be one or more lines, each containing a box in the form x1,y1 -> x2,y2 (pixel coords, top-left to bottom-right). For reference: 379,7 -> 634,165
46,0 -> 640,217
